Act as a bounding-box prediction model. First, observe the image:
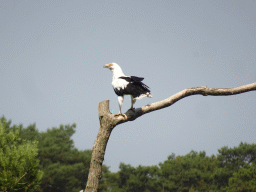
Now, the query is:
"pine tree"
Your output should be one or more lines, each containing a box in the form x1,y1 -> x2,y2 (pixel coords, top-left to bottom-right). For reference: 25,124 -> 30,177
0,117 -> 43,192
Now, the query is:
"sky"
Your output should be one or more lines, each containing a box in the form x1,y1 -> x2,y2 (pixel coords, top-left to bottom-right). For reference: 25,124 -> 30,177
0,0 -> 255,172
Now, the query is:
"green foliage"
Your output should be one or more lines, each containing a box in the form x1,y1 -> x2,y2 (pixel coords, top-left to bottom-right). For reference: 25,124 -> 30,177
37,124 -> 77,167
100,145 -> 256,191
213,142 -> 256,191
19,123 -> 92,192
99,165 -> 119,192
101,163 -> 161,192
0,117 -> 43,192
227,163 -> 256,192
217,142 -> 256,166
159,151 -> 219,192
121,164 -> 160,192
1,116 -> 93,192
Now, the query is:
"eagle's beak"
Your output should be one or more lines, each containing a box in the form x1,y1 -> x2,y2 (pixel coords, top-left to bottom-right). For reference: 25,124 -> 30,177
103,64 -> 109,68
104,63 -> 112,68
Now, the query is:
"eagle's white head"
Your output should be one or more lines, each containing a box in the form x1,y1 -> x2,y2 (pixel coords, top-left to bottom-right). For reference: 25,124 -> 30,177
103,62 -> 125,78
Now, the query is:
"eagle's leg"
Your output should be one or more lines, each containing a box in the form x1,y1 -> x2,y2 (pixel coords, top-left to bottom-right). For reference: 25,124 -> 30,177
128,95 -> 136,112
114,109 -> 125,117
114,96 -> 126,117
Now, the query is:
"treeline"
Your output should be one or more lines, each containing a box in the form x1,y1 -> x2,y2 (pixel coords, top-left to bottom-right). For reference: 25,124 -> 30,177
0,116 -> 256,192
0,116 -> 92,192
101,150 -> 256,192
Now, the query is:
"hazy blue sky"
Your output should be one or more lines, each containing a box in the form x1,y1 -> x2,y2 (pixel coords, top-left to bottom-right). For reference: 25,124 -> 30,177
0,0 -> 255,172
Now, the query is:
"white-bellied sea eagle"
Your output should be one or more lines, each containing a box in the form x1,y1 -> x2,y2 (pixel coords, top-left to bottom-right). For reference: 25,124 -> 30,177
104,63 -> 153,116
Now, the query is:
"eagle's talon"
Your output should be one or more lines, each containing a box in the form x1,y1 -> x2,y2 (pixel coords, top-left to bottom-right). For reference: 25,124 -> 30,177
114,113 -> 126,117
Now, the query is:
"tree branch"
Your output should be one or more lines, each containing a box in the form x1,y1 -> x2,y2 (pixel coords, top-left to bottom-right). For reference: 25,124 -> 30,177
85,82 -> 256,192
115,82 -> 256,125
16,171 -> 27,185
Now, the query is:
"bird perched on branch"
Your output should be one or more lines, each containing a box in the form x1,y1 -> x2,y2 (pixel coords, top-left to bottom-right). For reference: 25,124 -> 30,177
104,62 -> 153,116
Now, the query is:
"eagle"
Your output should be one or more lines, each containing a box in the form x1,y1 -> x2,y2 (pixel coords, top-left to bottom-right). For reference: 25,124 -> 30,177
104,63 -> 152,116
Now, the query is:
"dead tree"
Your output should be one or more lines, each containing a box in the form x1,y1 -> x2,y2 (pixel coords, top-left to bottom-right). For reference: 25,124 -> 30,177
84,82 -> 256,192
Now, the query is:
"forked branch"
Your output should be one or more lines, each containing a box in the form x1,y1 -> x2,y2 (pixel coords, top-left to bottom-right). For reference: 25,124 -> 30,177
85,82 -> 256,192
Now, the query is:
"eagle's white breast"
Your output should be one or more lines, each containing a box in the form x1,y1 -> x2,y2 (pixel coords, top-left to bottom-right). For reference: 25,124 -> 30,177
112,78 -> 129,90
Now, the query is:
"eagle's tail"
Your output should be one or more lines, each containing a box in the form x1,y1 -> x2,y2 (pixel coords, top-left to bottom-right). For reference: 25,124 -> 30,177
135,92 -> 153,100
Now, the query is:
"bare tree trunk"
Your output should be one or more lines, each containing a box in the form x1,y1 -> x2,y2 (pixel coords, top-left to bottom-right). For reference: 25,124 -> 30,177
84,82 -> 256,192
85,100 -> 115,192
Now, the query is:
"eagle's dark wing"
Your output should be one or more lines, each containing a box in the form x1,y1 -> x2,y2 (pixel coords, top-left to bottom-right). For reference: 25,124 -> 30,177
119,76 -> 150,92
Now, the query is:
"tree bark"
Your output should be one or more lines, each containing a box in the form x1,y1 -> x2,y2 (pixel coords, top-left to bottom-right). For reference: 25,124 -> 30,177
85,100 -> 115,192
84,82 -> 256,192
